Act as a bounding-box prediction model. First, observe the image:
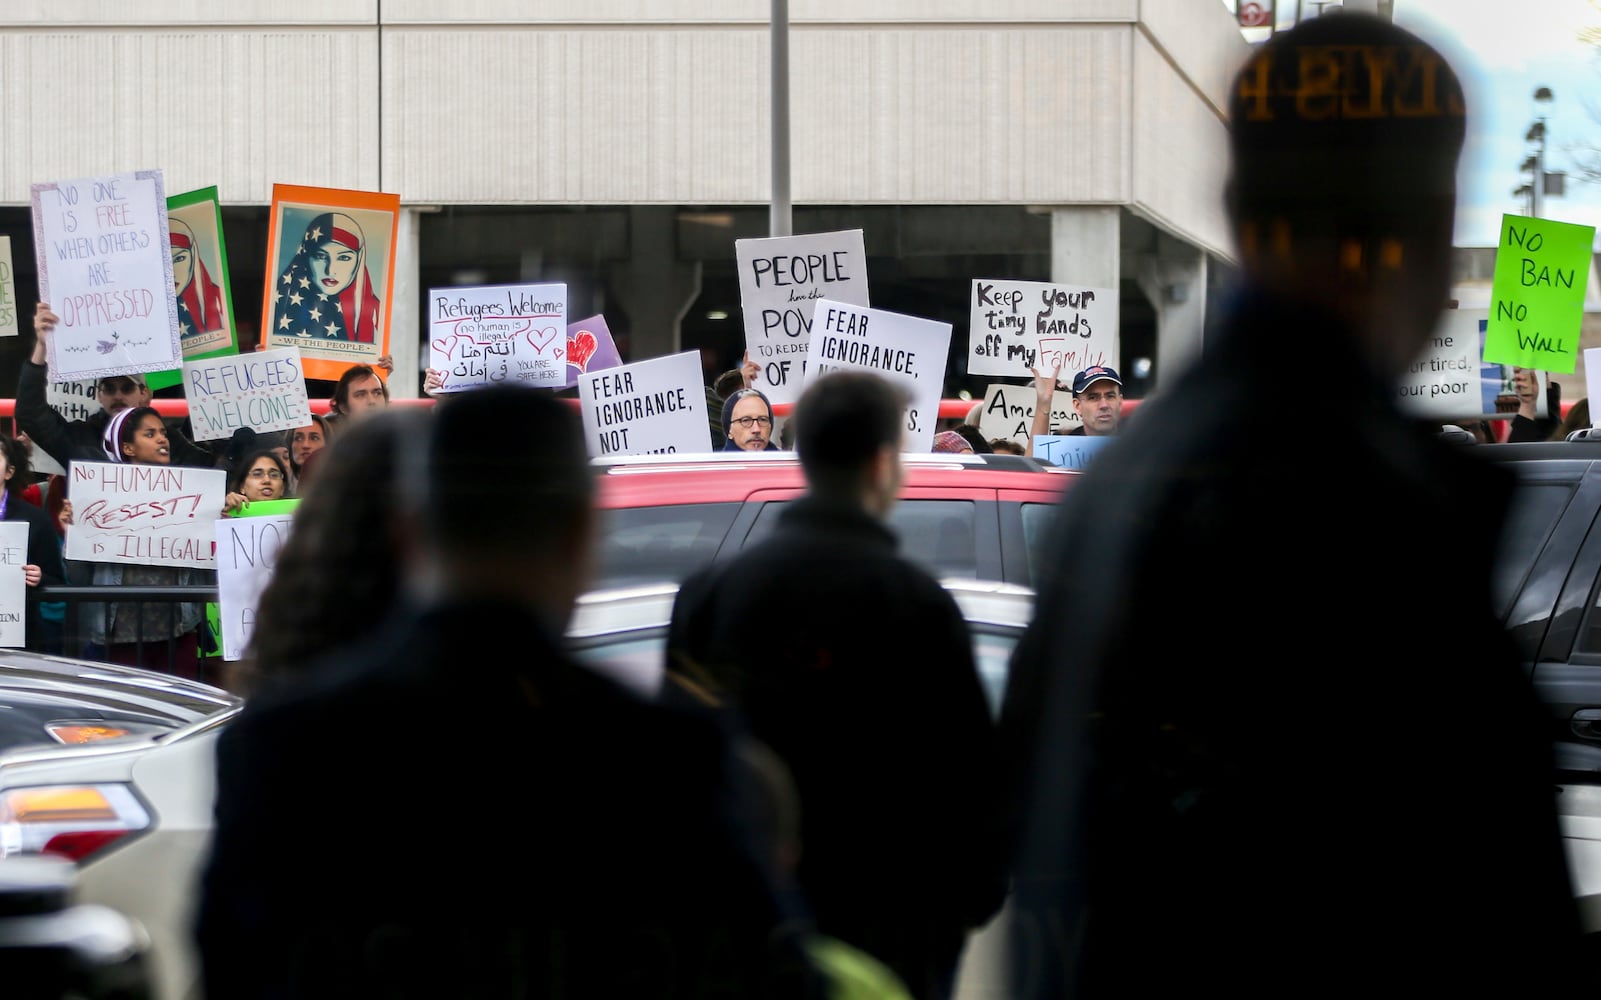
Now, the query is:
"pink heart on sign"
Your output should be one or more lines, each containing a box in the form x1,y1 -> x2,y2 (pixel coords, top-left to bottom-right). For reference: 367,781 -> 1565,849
430,337 -> 454,359
526,327 -> 557,354
567,330 -> 598,371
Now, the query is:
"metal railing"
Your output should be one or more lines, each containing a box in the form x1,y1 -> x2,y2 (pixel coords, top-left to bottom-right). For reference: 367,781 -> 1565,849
33,584 -> 219,681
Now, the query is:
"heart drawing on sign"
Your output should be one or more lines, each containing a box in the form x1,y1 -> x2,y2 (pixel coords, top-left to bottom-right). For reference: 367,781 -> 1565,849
430,334 -> 467,360
567,330 -> 598,371
526,327 -> 557,354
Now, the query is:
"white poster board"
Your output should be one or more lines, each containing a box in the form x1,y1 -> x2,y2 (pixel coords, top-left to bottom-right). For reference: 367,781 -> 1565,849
63,462 -> 225,568
0,523 -> 28,647
1397,309 -> 1549,421
976,382 -> 1078,446
215,514 -> 294,661
1585,349 -> 1601,428
967,279 -> 1118,380
427,282 -> 569,391
181,348 -> 311,442
804,300 -> 951,452
31,170 -> 182,380
736,230 -> 870,406
578,350 -> 707,457
0,236 -> 18,337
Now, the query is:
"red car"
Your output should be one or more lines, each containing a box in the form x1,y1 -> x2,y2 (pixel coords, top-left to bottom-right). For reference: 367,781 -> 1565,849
593,451 -> 1073,590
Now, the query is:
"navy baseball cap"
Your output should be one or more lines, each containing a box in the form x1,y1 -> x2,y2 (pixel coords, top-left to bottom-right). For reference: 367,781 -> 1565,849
1071,365 -> 1122,395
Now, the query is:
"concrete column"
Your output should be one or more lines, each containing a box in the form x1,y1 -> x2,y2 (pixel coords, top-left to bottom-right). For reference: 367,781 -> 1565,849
1134,237 -> 1208,390
387,207 -> 423,398
1050,207 -> 1121,290
608,206 -> 702,362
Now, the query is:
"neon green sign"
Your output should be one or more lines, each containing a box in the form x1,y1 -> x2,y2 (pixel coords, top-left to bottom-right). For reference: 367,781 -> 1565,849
1483,214 -> 1594,374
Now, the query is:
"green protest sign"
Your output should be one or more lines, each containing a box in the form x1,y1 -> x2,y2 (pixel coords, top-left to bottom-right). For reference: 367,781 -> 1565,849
1483,214 -> 1594,374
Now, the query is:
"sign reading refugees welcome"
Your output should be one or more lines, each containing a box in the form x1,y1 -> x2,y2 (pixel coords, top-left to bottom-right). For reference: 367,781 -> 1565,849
64,462 -> 225,569
1483,213 -> 1594,374
804,300 -> 951,452
182,347 -> 311,442
428,282 -> 568,391
736,230 -> 870,406
967,279 -> 1118,382
577,350 -> 707,457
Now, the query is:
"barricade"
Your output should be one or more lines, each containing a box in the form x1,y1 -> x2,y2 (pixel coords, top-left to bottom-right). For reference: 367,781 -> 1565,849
34,584 -> 219,680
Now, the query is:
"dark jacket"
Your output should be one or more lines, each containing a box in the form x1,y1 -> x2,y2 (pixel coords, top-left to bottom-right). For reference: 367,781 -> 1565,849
1507,380 -> 1564,442
667,498 -> 1005,999
16,361 -> 214,469
197,597 -> 819,1000
999,288 -> 1584,997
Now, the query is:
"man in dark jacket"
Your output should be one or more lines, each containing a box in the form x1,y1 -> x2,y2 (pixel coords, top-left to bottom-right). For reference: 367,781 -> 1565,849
721,386 -> 780,451
999,14 -> 1584,998
669,371 -> 1004,1000
19,303 -> 214,468
197,385 -> 819,1000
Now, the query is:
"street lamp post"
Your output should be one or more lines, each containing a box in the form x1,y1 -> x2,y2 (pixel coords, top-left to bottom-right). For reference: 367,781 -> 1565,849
1520,87 -> 1556,218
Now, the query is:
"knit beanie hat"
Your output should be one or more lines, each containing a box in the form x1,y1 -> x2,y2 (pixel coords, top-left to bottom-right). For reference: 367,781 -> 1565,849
721,387 -> 774,438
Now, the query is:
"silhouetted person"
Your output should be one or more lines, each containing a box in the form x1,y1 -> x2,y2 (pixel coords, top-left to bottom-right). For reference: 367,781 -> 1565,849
999,14 -> 1584,998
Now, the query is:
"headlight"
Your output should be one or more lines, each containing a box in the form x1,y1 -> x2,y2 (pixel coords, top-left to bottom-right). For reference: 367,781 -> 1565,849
0,784 -> 151,862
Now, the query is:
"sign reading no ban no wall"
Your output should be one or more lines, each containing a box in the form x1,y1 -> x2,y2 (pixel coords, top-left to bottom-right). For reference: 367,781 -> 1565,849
1483,213 -> 1594,375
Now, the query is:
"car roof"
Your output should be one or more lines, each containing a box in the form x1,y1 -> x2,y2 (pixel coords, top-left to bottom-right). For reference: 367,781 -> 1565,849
593,451 -> 1073,507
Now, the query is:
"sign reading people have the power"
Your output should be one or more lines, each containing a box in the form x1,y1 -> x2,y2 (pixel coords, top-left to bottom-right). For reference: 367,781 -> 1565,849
182,347 -> 311,442
736,230 -> 869,406
968,279 -> 1118,380
805,300 -> 951,452
578,350 -> 706,457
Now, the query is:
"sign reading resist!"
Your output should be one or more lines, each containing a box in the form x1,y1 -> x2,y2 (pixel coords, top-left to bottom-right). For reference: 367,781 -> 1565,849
64,462 -> 225,568
182,347 -> 311,442
578,350 -> 706,457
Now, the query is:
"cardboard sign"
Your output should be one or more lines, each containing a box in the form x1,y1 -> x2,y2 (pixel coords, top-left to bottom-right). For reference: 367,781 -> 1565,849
803,300 -> 951,451
427,282 -> 568,391
31,170 -> 183,381
0,236 -> 18,337
63,462 -> 225,568
181,347 -> 311,442
146,186 -> 241,391
0,523 -> 28,648
736,230 -> 870,405
578,350 -> 707,457
261,184 -> 401,382
1033,434 -> 1111,470
215,511 -> 295,661
1484,214 -> 1595,374
967,279 -> 1118,380
559,314 -> 623,389
976,382 -> 1076,446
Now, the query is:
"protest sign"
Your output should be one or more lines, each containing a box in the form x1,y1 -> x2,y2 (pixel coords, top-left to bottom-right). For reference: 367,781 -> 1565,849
1399,308 -> 1550,421
736,230 -> 869,405
31,170 -> 182,380
968,279 -> 1118,380
262,184 -> 400,382
560,314 -> 623,390
215,510 -> 296,661
26,380 -> 100,476
0,523 -> 27,647
1483,213 -> 1595,374
181,347 -> 310,441
977,382 -> 1076,446
1585,349 -> 1601,429
804,300 -> 951,451
146,186 -> 241,391
1034,435 -> 1111,470
578,350 -> 707,457
63,462 -> 225,568
427,282 -> 568,391
0,236 -> 17,337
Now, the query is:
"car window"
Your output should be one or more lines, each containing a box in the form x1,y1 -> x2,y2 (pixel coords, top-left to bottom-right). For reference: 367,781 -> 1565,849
1020,502 -> 1059,586
745,500 -> 979,579
1498,481 -> 1577,622
595,503 -> 741,588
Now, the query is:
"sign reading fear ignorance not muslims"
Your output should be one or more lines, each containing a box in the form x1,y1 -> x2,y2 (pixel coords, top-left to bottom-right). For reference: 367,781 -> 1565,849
578,350 -> 707,458
803,300 -> 951,452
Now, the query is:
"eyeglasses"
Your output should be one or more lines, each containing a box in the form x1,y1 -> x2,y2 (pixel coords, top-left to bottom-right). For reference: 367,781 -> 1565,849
98,380 -> 140,395
730,416 -> 772,429
247,469 -> 285,481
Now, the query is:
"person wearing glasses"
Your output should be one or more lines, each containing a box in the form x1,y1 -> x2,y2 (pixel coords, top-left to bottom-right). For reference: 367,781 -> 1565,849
19,302 -> 217,469
721,386 -> 779,452
223,449 -> 293,514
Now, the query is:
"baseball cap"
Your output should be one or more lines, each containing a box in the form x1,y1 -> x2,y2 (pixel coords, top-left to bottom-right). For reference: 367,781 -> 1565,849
1071,366 -> 1122,395
97,372 -> 148,391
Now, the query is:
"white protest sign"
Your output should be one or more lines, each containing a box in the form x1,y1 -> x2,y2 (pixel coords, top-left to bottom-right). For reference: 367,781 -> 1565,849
427,282 -> 568,391
1585,349 -> 1601,428
215,513 -> 294,661
1397,309 -> 1549,421
977,382 -> 1077,446
63,462 -> 225,568
0,523 -> 27,647
968,279 -> 1118,380
0,236 -> 18,337
804,300 -> 951,451
736,230 -> 869,406
31,170 -> 182,380
578,350 -> 707,457
181,348 -> 310,442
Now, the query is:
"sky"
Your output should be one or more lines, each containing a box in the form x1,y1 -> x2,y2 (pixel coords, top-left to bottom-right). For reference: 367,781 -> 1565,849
1237,0 -> 1601,248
